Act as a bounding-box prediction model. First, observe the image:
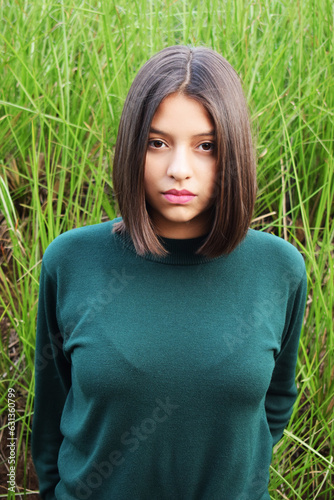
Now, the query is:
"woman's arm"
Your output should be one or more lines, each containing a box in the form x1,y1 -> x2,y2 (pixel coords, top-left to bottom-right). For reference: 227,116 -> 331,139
265,266 -> 308,446
32,259 -> 71,500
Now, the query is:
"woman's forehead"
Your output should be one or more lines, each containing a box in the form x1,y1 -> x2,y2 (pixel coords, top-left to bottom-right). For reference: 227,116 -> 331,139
150,93 -> 215,136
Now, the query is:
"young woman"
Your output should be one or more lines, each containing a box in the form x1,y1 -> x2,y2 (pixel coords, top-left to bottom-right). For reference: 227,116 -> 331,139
32,46 -> 307,500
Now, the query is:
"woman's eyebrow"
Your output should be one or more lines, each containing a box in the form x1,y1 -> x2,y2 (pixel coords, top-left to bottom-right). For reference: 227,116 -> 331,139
149,127 -> 215,137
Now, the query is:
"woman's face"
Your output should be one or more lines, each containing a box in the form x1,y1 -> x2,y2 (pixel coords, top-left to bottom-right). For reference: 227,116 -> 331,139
144,93 -> 217,239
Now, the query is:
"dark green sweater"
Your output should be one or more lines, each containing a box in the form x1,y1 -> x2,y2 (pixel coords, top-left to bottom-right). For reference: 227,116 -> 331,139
32,218 -> 307,500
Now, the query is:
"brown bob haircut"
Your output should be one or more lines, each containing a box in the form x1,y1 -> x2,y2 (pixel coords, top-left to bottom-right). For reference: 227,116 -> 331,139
112,45 -> 257,258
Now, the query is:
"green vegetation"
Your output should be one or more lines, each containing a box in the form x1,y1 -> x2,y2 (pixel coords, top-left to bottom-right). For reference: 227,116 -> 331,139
0,0 -> 333,498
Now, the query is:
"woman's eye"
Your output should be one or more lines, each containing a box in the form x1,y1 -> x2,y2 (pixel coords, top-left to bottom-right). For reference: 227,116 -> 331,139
148,140 -> 166,149
199,142 -> 215,152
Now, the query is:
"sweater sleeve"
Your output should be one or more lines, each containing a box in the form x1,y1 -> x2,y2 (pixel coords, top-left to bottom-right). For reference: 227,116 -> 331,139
32,258 -> 71,500
265,264 -> 308,446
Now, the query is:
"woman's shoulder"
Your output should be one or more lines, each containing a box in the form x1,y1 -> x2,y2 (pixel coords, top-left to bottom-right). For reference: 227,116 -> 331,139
244,228 -> 306,278
41,218 -> 121,272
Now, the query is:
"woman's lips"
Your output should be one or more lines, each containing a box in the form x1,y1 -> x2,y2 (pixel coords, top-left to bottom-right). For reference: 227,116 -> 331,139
163,190 -> 196,204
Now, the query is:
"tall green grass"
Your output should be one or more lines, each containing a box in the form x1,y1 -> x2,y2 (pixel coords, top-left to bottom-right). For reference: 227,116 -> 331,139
0,0 -> 333,498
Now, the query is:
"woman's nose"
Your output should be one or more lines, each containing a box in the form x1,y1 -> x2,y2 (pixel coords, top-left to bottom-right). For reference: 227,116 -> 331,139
166,147 -> 192,180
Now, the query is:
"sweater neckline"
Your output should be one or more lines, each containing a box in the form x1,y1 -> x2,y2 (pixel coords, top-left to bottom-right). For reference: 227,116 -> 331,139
112,220 -> 225,266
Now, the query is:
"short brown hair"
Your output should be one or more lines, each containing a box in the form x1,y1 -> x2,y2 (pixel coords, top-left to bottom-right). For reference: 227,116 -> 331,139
112,45 -> 257,257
